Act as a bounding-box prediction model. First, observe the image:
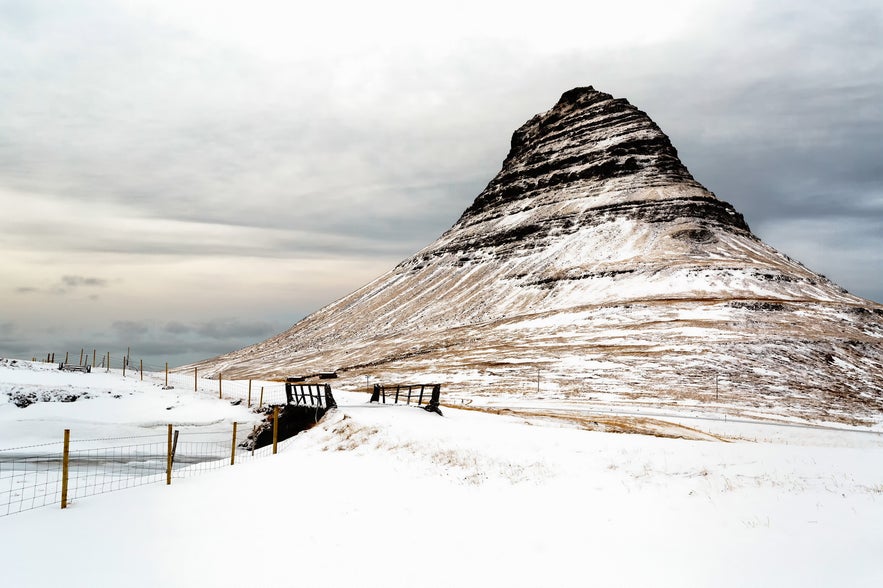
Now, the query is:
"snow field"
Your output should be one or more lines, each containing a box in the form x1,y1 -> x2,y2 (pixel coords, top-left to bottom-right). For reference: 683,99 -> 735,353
1,360 -> 882,587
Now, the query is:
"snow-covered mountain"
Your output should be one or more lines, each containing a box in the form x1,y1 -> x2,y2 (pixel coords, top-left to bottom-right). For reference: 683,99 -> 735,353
191,87 -> 883,423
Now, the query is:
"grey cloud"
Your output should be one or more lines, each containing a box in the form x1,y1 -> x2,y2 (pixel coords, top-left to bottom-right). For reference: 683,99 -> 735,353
111,320 -> 150,339
150,318 -> 289,367
163,322 -> 192,335
193,319 -> 277,340
61,275 -> 108,288
45,275 -> 110,295
0,314 -> 288,368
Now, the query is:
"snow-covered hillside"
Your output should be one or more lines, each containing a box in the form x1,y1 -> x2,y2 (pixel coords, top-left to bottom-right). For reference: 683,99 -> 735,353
189,87 -> 883,424
1,359 -> 882,587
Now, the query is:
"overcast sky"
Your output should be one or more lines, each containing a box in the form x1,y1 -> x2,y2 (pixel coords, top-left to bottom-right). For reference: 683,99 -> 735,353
1,0 -> 881,368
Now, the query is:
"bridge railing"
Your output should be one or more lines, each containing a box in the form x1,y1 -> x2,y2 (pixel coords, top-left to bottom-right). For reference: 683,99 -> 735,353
369,383 -> 442,415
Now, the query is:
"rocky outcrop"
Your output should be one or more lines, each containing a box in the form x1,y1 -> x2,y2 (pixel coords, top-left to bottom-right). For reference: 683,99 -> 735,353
187,87 -> 883,424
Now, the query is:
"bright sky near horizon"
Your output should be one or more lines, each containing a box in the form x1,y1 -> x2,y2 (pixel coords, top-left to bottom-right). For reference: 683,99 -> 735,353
1,0 -> 881,367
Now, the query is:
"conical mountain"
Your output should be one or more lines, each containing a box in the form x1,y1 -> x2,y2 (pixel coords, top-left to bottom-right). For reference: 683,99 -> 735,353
191,87 -> 883,422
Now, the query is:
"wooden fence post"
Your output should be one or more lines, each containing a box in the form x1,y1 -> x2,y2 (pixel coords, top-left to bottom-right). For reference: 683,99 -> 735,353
231,422 -> 238,465
140,359 -> 143,381
272,406 -> 279,455
122,355 -> 126,377
79,348 -> 84,366
165,362 -> 169,388
61,429 -> 70,509
92,349 -> 96,367
219,373 -> 223,399
247,380 -> 252,408
194,367 -> 197,392
64,351 -> 69,364
106,352 -> 110,373
259,386 -> 264,410
166,424 -> 173,485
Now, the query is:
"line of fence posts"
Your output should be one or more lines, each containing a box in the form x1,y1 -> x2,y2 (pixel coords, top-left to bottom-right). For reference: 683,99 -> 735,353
22,356 -> 298,506
41,353 -> 361,409
56,413 -> 281,510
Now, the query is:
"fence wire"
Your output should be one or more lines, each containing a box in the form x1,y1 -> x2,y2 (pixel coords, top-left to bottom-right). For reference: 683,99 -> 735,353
0,454 -> 63,516
1,415 -> 295,517
5,355 -> 313,518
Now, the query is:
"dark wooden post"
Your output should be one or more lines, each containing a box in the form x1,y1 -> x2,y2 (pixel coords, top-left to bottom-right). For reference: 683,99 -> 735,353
61,429 -> 70,509
324,384 -> 337,409
272,406 -> 279,455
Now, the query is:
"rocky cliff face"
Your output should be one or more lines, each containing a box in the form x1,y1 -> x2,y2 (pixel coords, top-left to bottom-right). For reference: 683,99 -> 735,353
190,87 -> 883,424
422,87 -> 748,262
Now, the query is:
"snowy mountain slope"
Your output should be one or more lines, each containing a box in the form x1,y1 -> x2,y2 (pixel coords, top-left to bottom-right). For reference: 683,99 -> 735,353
189,87 -> 883,423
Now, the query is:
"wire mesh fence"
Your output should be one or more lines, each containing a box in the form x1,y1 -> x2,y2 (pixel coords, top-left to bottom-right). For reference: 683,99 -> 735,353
1,416 -> 292,518
5,350 -> 322,518
65,440 -> 168,502
0,441 -> 66,516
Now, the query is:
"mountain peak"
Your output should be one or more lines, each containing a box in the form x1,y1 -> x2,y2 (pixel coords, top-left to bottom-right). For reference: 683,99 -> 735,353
441,86 -> 749,263
190,87 -> 883,424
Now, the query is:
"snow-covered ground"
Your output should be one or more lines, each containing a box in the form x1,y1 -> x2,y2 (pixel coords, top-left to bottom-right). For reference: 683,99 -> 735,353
1,358 -> 882,587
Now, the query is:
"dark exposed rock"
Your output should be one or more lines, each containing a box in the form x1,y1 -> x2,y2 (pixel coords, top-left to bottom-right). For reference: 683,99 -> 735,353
243,404 -> 327,450
7,387 -> 89,408
671,227 -> 717,244
729,301 -> 787,312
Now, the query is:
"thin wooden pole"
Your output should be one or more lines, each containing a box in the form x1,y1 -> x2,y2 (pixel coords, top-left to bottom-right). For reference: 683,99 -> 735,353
247,380 -> 252,408
230,422 -> 238,465
61,429 -> 70,509
106,352 -> 110,373
194,367 -> 198,392
166,424 -> 173,485
122,355 -> 126,377
140,359 -> 143,381
259,386 -> 264,410
272,406 -> 279,455
219,373 -> 223,399
79,348 -> 84,366
165,362 -> 169,388
92,349 -> 96,367
64,351 -> 69,364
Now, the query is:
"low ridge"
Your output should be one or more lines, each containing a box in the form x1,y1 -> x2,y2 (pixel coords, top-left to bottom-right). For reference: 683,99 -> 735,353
189,87 -> 883,424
